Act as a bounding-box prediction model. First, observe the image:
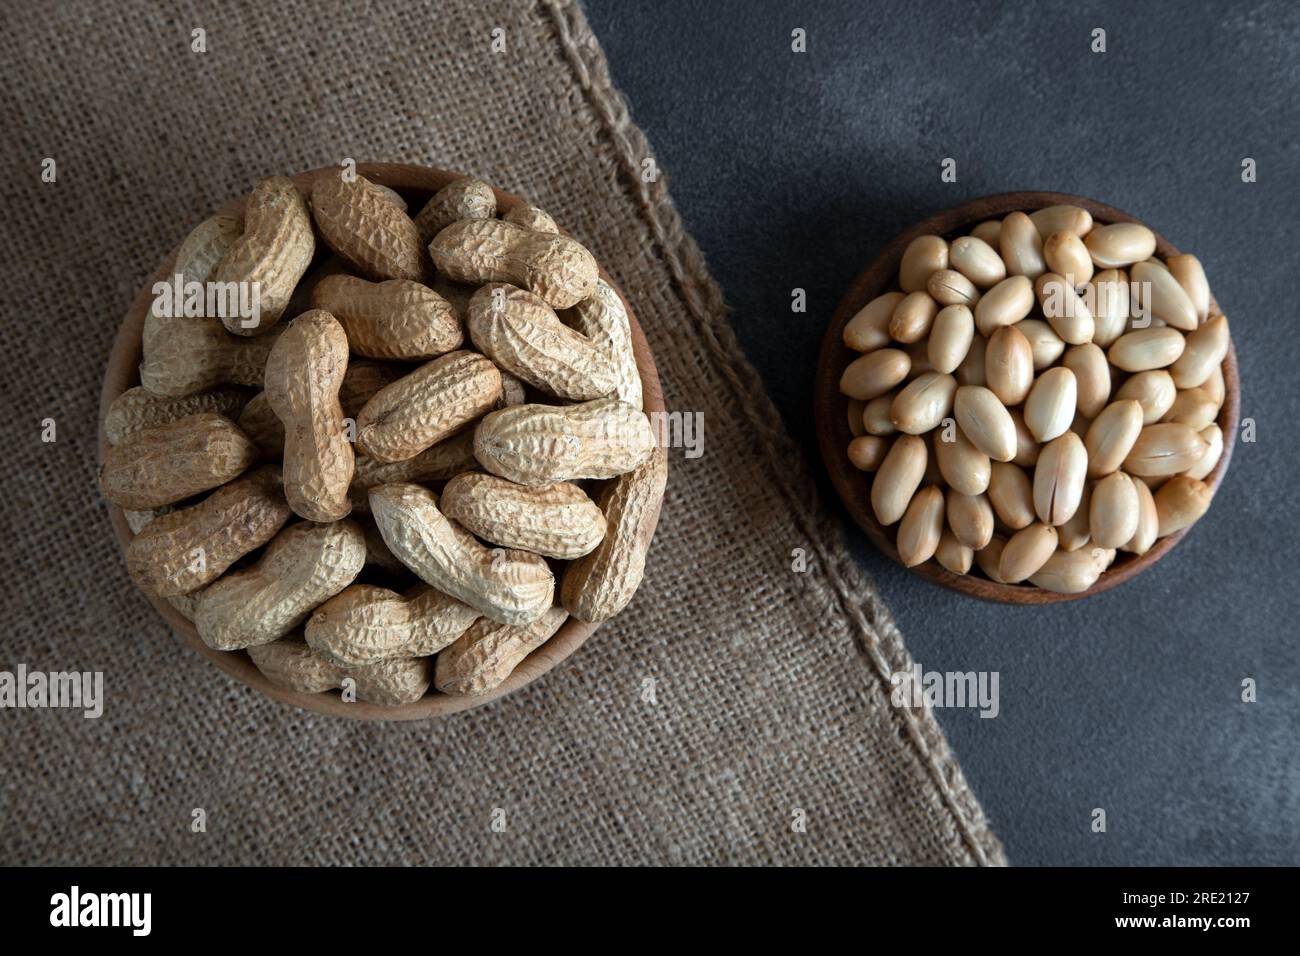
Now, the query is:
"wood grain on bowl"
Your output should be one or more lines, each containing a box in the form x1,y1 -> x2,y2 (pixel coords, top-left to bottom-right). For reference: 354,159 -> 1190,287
814,192 -> 1239,604
99,163 -> 665,720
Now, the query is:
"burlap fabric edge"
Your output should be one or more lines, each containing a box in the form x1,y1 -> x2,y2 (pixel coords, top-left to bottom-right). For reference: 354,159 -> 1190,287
543,0 -> 1006,866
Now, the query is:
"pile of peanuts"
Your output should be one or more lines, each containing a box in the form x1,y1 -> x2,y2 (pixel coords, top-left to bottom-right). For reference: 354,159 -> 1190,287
838,204 -> 1231,593
102,172 -> 665,705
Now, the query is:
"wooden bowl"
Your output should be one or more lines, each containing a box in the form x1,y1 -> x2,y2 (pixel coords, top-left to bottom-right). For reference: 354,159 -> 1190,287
814,191 -> 1239,604
99,162 -> 666,719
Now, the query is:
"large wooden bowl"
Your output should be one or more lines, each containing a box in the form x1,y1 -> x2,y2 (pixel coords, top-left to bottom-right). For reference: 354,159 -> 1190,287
815,191 -> 1239,604
99,162 -> 665,719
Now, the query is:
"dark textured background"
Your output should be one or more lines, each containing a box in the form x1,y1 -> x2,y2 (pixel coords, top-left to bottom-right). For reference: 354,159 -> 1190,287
586,0 -> 1300,865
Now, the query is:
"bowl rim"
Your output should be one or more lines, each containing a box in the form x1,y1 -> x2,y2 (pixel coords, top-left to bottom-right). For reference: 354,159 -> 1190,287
814,190 -> 1239,604
98,161 -> 667,719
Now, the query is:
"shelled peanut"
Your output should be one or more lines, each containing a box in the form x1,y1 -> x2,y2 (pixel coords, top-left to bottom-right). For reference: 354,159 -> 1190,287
839,205 -> 1231,593
104,170 -> 665,704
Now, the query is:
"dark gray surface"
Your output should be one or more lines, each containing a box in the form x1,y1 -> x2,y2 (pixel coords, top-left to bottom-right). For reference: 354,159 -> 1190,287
585,0 -> 1300,865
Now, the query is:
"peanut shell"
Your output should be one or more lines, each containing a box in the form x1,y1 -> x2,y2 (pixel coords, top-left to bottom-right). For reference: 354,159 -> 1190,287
264,310 -> 354,522
473,398 -> 655,487
305,583 -> 480,665
311,273 -> 462,360
311,173 -> 425,281
412,176 -> 496,244
356,350 -> 503,463
435,606 -> 568,697
195,520 -> 366,651
209,176 -> 315,335
429,218 -> 598,309
104,385 -> 249,446
99,413 -> 257,509
369,483 -> 554,626
442,472 -> 607,560
468,283 -> 617,400
125,465 -> 291,597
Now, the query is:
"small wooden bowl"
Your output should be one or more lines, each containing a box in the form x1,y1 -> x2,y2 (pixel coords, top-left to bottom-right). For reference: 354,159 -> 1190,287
98,162 -> 666,719
814,191 -> 1239,604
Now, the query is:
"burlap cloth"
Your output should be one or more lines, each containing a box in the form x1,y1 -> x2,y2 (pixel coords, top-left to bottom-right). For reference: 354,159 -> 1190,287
0,0 -> 1004,865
